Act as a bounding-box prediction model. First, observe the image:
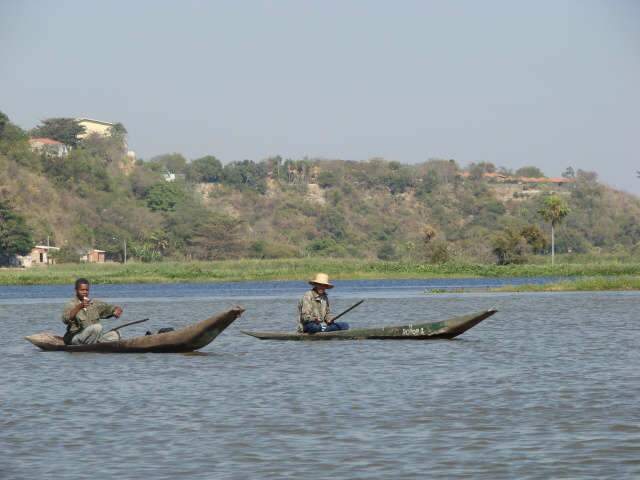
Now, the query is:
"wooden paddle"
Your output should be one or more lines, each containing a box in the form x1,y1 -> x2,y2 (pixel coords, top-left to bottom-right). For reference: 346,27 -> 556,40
329,300 -> 364,324
105,318 -> 149,334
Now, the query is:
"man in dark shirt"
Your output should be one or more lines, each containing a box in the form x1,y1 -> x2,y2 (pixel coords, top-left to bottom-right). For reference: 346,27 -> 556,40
61,278 -> 124,345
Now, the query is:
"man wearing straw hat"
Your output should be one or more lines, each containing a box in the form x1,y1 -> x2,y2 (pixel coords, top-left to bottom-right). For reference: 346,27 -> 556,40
298,273 -> 349,334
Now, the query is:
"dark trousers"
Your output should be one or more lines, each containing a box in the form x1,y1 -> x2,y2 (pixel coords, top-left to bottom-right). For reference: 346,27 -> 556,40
303,322 -> 349,334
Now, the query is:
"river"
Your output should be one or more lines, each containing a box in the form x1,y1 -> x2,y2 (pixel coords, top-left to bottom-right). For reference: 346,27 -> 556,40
1,279 -> 639,479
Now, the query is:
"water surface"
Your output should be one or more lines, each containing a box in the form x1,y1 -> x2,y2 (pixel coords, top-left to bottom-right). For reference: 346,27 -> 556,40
1,279 -> 639,479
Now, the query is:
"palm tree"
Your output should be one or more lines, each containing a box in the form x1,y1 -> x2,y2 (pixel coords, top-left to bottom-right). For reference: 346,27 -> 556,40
538,195 -> 570,266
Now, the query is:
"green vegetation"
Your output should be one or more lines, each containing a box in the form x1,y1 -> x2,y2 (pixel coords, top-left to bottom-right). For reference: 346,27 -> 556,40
490,276 -> 640,292
0,199 -> 34,264
2,110 -> 640,276
538,195 -> 570,265
2,259 -> 640,285
30,118 -> 85,147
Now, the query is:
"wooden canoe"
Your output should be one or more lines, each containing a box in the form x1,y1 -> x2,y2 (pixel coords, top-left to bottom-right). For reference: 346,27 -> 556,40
25,306 -> 245,353
242,308 -> 496,341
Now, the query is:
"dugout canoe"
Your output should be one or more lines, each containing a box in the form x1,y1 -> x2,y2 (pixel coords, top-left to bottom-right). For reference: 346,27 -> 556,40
24,306 -> 245,353
242,308 -> 496,341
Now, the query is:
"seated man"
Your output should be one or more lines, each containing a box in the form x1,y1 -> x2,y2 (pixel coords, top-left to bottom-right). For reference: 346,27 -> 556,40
298,273 -> 349,334
62,278 -> 124,345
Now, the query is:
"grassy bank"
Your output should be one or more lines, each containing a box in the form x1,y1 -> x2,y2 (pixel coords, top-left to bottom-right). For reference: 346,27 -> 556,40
2,259 -> 640,286
490,275 -> 640,292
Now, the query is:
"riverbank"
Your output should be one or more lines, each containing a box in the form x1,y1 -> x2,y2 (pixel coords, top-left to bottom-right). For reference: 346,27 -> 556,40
489,275 -> 640,292
2,259 -> 640,286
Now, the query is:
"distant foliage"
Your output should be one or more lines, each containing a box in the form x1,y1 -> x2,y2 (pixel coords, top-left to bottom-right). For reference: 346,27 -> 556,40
185,155 -> 222,183
0,199 -> 34,264
222,160 -> 268,193
515,166 -> 545,178
538,195 -> 570,227
30,118 -> 85,147
520,225 -> 548,254
0,111 -> 27,144
1,110 -> 640,264
145,182 -> 187,212
149,153 -> 188,174
377,243 -> 397,260
49,246 -> 81,264
492,228 -> 530,265
563,167 -> 575,179
42,148 -> 112,194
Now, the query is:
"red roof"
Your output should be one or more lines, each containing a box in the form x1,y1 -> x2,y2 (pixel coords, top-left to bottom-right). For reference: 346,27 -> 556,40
29,137 -> 64,145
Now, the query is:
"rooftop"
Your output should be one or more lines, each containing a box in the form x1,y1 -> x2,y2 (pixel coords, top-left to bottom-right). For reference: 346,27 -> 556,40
29,138 -> 64,145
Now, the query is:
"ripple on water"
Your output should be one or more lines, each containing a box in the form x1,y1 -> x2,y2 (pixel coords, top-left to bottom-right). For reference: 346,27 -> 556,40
2,287 -> 640,479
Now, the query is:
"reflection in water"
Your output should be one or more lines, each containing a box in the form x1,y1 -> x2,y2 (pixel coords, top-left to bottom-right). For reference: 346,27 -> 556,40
2,283 -> 639,479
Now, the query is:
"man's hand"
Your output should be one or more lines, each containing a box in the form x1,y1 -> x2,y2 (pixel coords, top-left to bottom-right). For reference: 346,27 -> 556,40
113,306 -> 123,318
81,297 -> 91,309
325,317 -> 334,325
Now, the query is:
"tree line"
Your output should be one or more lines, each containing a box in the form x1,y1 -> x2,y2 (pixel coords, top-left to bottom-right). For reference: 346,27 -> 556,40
1,111 -> 637,266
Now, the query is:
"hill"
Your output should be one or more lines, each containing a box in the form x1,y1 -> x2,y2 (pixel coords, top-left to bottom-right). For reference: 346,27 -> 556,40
1,111 -> 640,265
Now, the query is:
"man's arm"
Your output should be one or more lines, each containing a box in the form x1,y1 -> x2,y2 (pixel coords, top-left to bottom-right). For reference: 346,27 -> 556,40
96,301 -> 123,319
62,301 -> 84,325
324,297 -> 332,324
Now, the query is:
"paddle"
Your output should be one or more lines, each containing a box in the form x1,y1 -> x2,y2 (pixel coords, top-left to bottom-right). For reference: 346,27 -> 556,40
105,318 -> 149,334
329,299 -> 364,324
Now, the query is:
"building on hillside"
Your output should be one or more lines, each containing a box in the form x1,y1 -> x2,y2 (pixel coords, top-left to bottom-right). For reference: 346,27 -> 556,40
81,249 -> 106,263
28,138 -> 69,157
76,118 -> 115,139
163,172 -> 186,182
15,245 -> 60,268
76,117 -> 136,160
482,172 -> 510,182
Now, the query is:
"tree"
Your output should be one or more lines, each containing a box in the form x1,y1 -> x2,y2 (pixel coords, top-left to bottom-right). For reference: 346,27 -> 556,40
538,195 -> 570,265
149,153 -> 188,174
164,205 -> 245,260
0,111 -> 24,141
109,122 -> 127,138
516,166 -> 545,178
222,160 -> 268,193
186,155 -> 222,183
492,228 -> 530,265
0,200 -> 34,264
0,111 -> 8,137
520,225 -> 548,254
377,242 -> 397,260
468,162 -> 496,180
562,167 -> 575,179
42,148 -> 112,193
30,118 -> 85,147
145,182 -> 188,212
422,225 -> 437,245
81,132 -> 127,164
317,169 -> 341,188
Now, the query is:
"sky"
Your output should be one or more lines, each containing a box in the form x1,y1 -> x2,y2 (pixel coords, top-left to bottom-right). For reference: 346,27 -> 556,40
1,0 -> 639,194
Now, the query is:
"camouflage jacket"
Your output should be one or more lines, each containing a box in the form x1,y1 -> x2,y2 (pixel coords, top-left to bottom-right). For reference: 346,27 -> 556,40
298,289 -> 330,332
62,297 -> 118,335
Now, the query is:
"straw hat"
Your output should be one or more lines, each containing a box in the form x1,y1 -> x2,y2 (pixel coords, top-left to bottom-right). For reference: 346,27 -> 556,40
309,273 -> 334,289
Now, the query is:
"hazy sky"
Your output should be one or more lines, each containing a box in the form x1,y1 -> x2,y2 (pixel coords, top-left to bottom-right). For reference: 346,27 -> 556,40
2,1 -> 639,193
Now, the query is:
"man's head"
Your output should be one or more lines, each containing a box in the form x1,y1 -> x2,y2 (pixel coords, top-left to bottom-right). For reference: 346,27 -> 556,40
75,278 -> 90,300
309,273 -> 333,292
